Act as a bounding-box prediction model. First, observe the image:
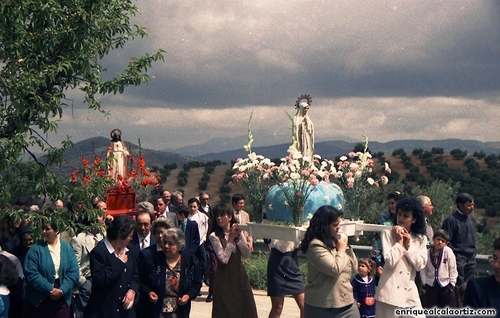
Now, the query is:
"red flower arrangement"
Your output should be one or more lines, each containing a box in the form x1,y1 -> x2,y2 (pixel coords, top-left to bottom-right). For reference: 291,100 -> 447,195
107,153 -> 161,201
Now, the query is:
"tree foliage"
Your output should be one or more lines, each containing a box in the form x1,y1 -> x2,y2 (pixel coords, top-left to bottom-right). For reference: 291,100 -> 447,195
0,0 -> 164,205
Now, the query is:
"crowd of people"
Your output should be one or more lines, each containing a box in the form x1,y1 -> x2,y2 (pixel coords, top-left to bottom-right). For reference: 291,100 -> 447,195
0,190 -> 499,318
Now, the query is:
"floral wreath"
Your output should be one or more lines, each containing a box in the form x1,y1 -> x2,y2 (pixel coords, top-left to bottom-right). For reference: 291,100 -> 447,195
294,94 -> 312,109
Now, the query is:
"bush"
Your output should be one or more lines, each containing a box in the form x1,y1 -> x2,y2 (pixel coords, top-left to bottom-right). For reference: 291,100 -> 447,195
392,148 -> 406,157
177,176 -> 187,186
198,180 -> 208,190
473,151 -> 486,159
205,165 -> 215,174
450,148 -> 467,160
219,193 -> 231,204
201,172 -> 210,182
431,147 -> 444,155
409,166 -> 420,174
412,148 -> 424,156
219,184 -> 232,193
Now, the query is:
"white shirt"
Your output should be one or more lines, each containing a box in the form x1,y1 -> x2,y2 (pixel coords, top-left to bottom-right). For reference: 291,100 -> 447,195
208,232 -> 251,264
269,239 -> 298,253
104,239 -> 129,263
188,211 -> 209,245
47,239 -> 61,279
137,233 -> 151,250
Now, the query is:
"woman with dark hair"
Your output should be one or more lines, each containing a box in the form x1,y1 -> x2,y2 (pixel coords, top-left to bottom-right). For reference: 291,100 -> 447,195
86,214 -> 138,318
300,205 -> 359,318
375,197 -> 428,317
22,221 -> 80,317
208,203 -> 257,318
371,191 -> 403,267
0,213 -> 25,254
140,228 -> 202,318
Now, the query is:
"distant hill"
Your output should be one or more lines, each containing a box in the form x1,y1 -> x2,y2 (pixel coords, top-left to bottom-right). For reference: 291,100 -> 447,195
51,137 -> 199,175
196,139 -> 500,163
42,136 -> 500,175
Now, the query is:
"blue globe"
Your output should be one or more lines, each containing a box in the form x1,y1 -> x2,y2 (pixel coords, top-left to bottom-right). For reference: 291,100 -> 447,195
265,182 -> 344,223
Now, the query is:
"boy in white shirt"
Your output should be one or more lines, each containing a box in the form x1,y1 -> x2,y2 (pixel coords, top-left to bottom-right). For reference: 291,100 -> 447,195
421,229 -> 458,308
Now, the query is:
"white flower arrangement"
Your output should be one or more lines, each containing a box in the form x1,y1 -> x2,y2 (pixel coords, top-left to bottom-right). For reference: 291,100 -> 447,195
334,136 -> 391,218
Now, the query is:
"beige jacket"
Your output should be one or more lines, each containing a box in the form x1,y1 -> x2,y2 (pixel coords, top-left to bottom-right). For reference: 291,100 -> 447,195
304,238 -> 358,308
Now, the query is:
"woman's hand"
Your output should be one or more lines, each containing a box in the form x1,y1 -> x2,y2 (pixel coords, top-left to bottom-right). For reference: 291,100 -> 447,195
118,251 -> 128,264
335,232 -> 348,252
376,266 -> 383,277
148,291 -> 158,303
178,294 -> 190,306
402,230 -> 411,250
335,236 -> 347,252
122,289 -> 135,310
392,225 -> 404,245
228,224 -> 240,243
49,288 -> 63,300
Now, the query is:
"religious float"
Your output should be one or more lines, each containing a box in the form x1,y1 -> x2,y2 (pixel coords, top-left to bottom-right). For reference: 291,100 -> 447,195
233,95 -> 393,243
70,129 -> 161,218
105,129 -> 161,217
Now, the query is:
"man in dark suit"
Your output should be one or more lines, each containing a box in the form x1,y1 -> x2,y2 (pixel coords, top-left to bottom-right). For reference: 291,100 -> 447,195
130,202 -> 157,262
161,189 -> 176,213
198,191 -> 212,218
175,205 -> 200,256
155,196 -> 177,227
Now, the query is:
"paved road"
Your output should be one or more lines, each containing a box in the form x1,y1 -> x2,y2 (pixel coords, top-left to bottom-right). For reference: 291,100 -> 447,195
190,284 -> 302,318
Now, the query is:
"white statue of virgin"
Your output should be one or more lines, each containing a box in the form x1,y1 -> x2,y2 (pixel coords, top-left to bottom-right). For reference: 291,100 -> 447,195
294,95 -> 314,162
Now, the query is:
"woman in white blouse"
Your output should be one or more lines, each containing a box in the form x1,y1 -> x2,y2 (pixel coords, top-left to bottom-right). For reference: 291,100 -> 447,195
208,204 -> 257,318
375,197 -> 428,318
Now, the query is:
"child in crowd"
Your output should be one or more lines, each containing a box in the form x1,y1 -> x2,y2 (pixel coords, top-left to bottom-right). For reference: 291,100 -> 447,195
352,258 -> 382,318
421,229 -> 458,308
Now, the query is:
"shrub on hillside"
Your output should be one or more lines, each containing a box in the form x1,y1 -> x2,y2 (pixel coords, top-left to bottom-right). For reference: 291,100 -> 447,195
431,147 -> 444,155
473,151 -> 486,159
450,148 -> 468,160
205,165 -> 215,174
198,180 -> 208,190
219,193 -> 231,204
412,148 -> 424,156
392,148 -> 406,157
219,184 -> 231,193
177,176 -> 187,186
201,172 -> 210,182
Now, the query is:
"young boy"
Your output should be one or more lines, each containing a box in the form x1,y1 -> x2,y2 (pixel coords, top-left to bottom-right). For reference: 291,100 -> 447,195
421,229 -> 458,308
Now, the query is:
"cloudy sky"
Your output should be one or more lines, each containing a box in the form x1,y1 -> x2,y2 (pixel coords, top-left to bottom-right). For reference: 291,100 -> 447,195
53,0 -> 500,152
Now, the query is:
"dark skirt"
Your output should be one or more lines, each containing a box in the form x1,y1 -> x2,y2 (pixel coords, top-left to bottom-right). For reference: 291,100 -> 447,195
267,248 -> 304,297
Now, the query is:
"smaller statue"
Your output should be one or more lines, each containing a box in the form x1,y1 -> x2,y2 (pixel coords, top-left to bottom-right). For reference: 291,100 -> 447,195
107,129 -> 130,182
294,95 -> 314,162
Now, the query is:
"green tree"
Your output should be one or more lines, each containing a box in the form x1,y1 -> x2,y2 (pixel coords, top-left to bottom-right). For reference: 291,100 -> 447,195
0,0 -> 164,205
431,147 -> 444,155
412,148 -> 424,156
392,148 -> 406,157
450,148 -> 467,160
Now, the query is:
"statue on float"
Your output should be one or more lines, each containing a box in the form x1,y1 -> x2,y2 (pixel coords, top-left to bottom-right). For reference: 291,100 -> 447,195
107,129 -> 130,182
294,94 -> 314,164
